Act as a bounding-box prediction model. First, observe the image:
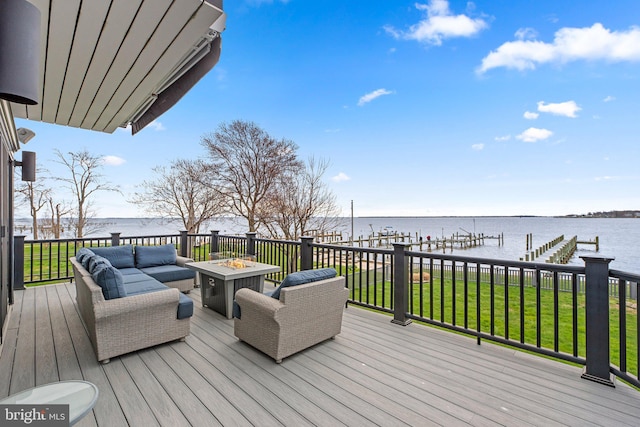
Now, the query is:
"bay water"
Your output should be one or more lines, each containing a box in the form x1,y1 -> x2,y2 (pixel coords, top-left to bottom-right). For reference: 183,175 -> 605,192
15,216 -> 639,274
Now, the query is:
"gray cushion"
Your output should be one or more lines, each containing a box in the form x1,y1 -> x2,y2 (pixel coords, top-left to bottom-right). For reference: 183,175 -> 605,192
92,265 -> 126,300
134,244 -> 177,268
91,245 -> 135,269
75,247 -> 95,266
88,255 -> 112,274
271,268 -> 338,300
139,265 -> 195,283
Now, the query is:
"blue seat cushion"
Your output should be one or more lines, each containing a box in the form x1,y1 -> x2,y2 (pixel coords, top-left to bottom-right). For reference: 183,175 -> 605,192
139,265 -> 195,283
87,255 -> 112,274
91,245 -> 135,269
135,244 -> 177,268
270,268 -> 338,300
123,277 -> 167,295
75,248 -> 95,266
117,267 -> 144,276
92,265 -> 126,300
122,278 -> 193,319
122,272 -> 155,285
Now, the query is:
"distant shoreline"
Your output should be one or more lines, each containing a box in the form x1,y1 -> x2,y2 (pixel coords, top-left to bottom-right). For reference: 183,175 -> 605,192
15,213 -> 640,222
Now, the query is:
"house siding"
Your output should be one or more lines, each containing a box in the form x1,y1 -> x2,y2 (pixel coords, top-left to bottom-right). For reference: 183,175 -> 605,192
0,101 -> 18,344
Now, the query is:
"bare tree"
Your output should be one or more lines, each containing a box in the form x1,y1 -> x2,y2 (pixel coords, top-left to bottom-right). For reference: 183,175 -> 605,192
47,199 -> 72,238
53,149 -> 120,238
15,168 -> 51,240
201,120 -> 303,232
261,157 -> 341,240
130,159 -> 224,233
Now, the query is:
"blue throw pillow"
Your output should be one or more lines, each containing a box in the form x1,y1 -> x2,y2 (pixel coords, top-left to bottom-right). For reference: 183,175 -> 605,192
92,265 -> 126,300
88,255 -> 112,274
91,245 -> 135,269
75,247 -> 95,265
80,251 -> 95,270
135,244 -> 177,268
270,268 -> 337,300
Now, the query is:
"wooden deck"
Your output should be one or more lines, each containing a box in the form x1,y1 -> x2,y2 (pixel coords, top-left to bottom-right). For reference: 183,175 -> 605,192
1,284 -> 639,426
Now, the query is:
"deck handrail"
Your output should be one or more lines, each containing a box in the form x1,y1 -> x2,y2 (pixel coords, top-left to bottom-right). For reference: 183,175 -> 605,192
13,231 -> 639,388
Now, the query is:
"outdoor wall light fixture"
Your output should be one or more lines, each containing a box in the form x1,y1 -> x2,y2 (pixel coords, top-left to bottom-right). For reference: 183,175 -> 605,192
15,151 -> 36,182
0,0 -> 41,105
14,127 -> 36,182
16,127 -> 35,144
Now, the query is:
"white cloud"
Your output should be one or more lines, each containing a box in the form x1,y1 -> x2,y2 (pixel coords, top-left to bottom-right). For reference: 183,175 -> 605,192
603,95 -> 615,102
384,0 -> 488,46
148,120 -> 166,131
495,135 -> 511,141
331,172 -> 351,182
537,100 -> 581,118
516,127 -> 553,143
358,88 -> 394,106
515,27 -> 537,41
523,111 -> 539,120
477,23 -> 640,74
103,155 -> 126,166
471,143 -> 484,151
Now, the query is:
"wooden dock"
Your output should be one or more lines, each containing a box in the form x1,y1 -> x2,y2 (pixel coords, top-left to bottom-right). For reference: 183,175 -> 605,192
327,231 -> 504,252
522,234 -> 600,263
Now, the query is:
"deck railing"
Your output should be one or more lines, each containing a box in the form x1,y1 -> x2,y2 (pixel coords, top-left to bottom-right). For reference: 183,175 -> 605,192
13,231 -> 639,388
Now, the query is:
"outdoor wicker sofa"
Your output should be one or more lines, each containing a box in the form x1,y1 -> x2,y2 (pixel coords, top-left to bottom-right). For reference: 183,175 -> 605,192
234,269 -> 349,363
70,248 -> 193,363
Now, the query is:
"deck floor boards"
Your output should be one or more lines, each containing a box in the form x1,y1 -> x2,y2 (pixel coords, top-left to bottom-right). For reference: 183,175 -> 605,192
1,283 -> 639,426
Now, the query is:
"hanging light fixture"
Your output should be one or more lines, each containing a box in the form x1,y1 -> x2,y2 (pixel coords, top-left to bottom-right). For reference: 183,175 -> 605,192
0,0 -> 41,105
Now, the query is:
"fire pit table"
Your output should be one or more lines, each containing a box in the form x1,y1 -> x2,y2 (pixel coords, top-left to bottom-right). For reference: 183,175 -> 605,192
185,259 -> 280,319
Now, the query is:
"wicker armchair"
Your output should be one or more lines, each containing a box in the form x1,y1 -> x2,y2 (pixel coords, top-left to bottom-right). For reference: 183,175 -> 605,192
234,275 -> 348,363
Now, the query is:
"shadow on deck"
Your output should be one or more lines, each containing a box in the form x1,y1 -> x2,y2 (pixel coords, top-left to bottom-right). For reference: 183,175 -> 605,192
1,284 -> 639,426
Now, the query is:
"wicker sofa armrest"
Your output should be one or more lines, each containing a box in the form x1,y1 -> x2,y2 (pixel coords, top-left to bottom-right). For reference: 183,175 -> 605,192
93,288 -> 180,320
175,255 -> 194,267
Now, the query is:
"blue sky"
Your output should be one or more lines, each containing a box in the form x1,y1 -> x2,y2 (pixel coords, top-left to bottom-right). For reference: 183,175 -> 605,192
15,0 -> 640,218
